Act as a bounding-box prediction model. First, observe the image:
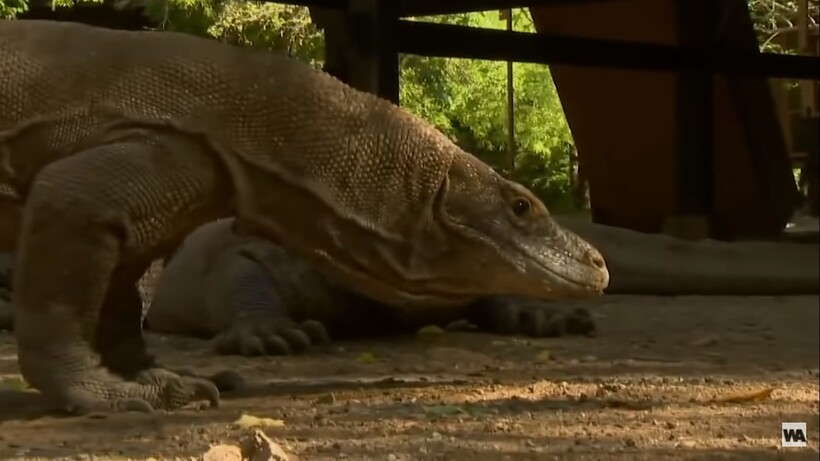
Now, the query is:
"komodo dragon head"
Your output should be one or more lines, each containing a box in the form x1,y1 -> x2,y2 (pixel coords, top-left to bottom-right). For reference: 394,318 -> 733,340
398,150 -> 611,306
224,66 -> 609,308
233,138 -> 609,309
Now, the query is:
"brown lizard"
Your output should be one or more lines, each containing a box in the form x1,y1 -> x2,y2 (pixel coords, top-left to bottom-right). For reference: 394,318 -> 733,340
0,20 -> 607,414
139,218 -> 818,356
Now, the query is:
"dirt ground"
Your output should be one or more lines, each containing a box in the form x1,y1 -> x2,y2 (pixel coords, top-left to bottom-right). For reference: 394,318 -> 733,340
0,295 -> 818,460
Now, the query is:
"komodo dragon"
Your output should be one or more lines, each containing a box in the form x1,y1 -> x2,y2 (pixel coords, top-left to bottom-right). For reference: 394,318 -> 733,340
143,218 -> 819,356
0,20 -> 608,414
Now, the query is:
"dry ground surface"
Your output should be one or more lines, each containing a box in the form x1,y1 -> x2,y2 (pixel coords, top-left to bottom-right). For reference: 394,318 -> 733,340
0,295 -> 818,460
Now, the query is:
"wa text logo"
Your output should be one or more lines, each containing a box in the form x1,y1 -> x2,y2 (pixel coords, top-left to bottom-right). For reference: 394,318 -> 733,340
781,422 -> 808,448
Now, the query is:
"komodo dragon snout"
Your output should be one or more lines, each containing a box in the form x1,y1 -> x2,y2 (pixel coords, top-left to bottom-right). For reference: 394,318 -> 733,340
426,152 -> 610,303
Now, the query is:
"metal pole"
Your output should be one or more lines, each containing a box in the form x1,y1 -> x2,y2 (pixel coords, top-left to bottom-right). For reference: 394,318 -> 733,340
797,0 -> 814,116
505,8 -> 516,173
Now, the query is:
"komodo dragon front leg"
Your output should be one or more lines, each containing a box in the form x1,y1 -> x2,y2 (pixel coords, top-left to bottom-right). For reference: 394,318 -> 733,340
13,131 -> 232,414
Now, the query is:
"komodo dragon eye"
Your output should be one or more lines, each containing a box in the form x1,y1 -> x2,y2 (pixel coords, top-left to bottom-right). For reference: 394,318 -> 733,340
511,197 -> 532,216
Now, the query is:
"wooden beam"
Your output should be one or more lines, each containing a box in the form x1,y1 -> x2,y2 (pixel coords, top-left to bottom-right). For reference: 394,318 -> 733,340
346,0 -> 400,103
279,0 -> 621,17
394,21 -> 820,81
797,0 -> 815,116
398,0 -> 620,18
284,0 -> 345,10
669,0 -> 716,237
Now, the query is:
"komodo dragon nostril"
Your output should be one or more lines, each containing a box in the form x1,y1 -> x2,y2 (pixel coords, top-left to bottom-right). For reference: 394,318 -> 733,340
588,251 -> 606,269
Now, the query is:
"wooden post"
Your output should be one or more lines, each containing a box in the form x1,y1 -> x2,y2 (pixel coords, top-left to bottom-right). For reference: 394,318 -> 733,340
664,0 -> 716,240
309,6 -> 352,83
797,0 -> 815,116
501,8 -> 516,174
347,0 -> 400,103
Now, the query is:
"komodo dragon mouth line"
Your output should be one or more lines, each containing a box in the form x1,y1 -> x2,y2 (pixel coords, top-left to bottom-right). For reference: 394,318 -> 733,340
510,245 -> 606,294
404,224 -> 608,302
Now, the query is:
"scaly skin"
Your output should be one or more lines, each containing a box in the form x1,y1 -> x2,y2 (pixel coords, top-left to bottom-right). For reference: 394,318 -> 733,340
0,21 -> 607,414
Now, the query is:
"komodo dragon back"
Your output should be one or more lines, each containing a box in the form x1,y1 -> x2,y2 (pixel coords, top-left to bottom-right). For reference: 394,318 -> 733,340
1,20 -> 608,309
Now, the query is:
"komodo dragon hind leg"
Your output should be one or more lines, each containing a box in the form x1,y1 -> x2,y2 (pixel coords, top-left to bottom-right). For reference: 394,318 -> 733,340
13,133 -> 229,414
211,246 -> 330,356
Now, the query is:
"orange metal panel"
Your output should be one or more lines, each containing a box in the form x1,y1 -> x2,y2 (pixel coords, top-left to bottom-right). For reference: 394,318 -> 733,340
529,0 -> 796,238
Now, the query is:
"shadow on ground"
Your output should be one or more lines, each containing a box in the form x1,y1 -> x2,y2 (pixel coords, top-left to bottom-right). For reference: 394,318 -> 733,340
0,295 -> 818,460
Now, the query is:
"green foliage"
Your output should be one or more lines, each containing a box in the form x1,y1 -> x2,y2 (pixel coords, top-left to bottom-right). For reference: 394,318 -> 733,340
0,0 -> 27,18
140,0 -> 324,65
400,11 -> 574,208
748,0 -> 818,53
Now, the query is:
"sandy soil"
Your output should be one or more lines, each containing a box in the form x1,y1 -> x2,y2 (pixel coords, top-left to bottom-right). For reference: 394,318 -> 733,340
1,295 -> 818,460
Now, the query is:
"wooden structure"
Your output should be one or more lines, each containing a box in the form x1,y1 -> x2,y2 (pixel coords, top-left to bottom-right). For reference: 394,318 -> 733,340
528,0 -> 811,238
302,0 -> 819,239
767,0 -> 819,217
768,4 -> 819,159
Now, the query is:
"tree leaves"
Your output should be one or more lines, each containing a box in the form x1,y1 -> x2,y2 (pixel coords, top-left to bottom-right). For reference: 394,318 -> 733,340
399,11 -> 574,206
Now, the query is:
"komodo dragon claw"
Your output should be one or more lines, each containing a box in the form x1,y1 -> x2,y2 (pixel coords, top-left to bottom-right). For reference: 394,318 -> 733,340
135,368 -> 221,410
468,297 -> 596,337
214,315 -> 330,356
18,344 -> 220,415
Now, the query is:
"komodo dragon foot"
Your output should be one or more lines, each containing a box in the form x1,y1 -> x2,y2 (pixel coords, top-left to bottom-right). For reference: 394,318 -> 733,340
466,296 -> 596,337
10,133 -> 231,414
214,314 -> 329,356
16,309 -> 220,415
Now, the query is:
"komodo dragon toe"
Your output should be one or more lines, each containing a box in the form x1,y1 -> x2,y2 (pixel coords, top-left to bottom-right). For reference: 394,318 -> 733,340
213,315 -> 330,356
467,296 -> 596,338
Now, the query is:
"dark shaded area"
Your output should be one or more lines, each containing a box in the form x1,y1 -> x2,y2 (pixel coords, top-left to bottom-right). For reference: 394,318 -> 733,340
17,1 -> 156,30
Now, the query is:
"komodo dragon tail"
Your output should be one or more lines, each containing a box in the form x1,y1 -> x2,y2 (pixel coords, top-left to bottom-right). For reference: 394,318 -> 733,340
557,217 -> 819,295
